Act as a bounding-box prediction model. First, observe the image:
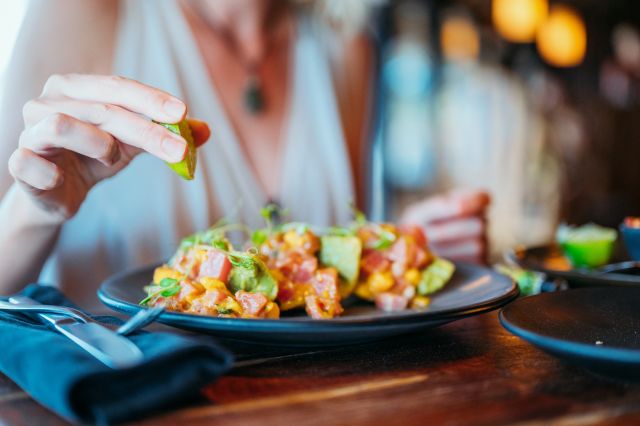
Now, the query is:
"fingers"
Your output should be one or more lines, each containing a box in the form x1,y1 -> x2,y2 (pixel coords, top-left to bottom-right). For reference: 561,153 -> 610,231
401,189 -> 491,225
41,74 -> 186,123
187,118 -> 211,147
431,238 -> 486,265
425,216 -> 484,244
19,113 -> 119,166
23,99 -> 186,163
8,148 -> 63,191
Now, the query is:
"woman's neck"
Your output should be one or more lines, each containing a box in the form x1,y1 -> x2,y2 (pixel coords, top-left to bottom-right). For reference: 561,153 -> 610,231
182,0 -> 287,63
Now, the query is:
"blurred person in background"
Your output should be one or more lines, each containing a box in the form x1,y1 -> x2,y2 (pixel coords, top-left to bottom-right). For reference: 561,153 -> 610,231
0,0 -> 489,308
381,2 -> 561,257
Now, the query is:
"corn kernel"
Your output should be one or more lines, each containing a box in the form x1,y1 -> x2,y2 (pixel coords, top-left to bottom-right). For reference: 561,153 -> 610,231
217,296 -> 242,314
404,268 -> 421,286
283,230 -> 303,248
182,280 -> 205,303
153,266 -> 183,284
411,295 -> 431,309
355,281 -> 374,300
263,302 -> 280,319
367,271 -> 395,293
200,277 -> 227,291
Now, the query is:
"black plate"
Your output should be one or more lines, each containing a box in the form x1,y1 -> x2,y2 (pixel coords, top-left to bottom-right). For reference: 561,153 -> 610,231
506,245 -> 640,287
500,287 -> 640,380
98,262 -> 518,346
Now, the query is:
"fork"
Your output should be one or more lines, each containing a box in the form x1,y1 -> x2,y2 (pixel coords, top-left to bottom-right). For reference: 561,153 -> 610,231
3,298 -> 164,336
116,306 -> 165,336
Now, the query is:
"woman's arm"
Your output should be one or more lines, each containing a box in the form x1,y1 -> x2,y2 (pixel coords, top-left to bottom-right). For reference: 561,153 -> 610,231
0,0 -> 211,294
0,0 -> 117,292
332,33 -> 375,208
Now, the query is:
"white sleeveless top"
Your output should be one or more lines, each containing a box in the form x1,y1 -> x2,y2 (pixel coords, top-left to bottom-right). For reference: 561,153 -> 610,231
39,0 -> 356,309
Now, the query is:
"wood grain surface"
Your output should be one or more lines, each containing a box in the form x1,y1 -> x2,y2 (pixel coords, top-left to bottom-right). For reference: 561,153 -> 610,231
2,311 -> 640,425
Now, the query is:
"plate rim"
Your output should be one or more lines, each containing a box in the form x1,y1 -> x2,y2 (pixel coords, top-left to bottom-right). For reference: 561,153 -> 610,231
506,245 -> 640,286
499,289 -> 640,364
98,261 -> 519,330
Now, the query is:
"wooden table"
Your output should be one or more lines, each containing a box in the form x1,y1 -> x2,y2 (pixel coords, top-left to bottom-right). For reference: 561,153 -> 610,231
2,311 -> 640,425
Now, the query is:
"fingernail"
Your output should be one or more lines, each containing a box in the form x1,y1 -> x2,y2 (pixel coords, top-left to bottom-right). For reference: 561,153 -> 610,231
163,99 -> 186,121
162,137 -> 186,162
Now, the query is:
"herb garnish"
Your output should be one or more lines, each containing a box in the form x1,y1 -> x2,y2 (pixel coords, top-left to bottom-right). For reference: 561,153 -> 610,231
140,277 -> 181,306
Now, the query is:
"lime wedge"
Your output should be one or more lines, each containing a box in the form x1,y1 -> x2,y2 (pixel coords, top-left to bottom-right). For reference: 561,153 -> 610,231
157,120 -> 196,180
556,223 -> 617,268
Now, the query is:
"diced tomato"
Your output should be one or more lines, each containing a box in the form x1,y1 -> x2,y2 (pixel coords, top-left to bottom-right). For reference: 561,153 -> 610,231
305,295 -> 343,319
399,224 -> 428,248
390,261 -> 406,278
277,252 -> 318,283
413,247 -> 432,269
189,289 -> 227,315
361,249 -> 390,275
388,236 -> 416,267
391,280 -> 416,300
356,226 -> 382,248
178,279 -> 204,303
276,279 -> 296,303
375,292 -> 409,312
625,217 -> 640,228
311,268 -> 339,301
198,249 -> 232,283
235,291 -> 268,317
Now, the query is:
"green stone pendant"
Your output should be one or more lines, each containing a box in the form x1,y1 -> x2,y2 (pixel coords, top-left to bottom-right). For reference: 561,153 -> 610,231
244,77 -> 264,114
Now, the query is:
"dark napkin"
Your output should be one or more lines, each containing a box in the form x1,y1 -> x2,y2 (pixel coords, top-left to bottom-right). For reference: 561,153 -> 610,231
0,284 -> 233,424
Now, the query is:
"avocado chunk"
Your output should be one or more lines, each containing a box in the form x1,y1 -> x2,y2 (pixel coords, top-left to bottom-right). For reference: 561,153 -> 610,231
228,262 -> 278,301
320,235 -> 362,297
418,257 -> 455,296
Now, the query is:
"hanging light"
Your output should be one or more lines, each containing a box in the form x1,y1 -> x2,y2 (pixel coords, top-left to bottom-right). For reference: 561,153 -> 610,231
441,15 -> 480,62
492,0 -> 548,43
536,6 -> 587,67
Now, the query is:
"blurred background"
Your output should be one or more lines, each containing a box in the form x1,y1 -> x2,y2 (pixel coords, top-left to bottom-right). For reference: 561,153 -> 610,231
370,0 -> 640,255
1,0 -> 639,256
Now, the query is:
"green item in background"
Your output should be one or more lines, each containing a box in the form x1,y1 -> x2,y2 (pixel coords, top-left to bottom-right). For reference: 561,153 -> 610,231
556,223 -> 617,268
495,264 -> 544,296
158,120 -> 197,180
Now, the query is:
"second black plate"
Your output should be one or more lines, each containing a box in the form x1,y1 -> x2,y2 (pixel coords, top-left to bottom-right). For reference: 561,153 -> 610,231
500,287 -> 640,380
506,245 -> 640,287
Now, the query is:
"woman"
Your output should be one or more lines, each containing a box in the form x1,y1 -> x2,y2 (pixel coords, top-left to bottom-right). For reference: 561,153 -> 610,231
0,0 -> 488,308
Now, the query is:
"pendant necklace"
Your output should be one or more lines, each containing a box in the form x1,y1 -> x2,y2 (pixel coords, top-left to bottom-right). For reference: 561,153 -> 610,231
211,7 -> 286,115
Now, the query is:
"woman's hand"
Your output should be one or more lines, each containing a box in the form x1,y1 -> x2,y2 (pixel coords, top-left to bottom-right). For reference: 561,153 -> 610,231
8,74 -> 210,221
400,190 -> 490,264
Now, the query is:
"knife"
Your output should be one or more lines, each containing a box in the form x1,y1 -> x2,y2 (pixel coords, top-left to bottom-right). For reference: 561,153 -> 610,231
9,296 -> 144,369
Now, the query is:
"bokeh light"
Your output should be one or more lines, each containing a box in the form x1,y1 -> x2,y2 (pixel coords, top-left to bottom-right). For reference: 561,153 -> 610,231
536,6 -> 587,67
492,0 -> 548,43
441,15 -> 480,62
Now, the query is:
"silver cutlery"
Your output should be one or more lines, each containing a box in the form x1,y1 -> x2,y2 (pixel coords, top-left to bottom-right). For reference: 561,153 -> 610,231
8,296 -> 144,369
116,306 -> 165,336
0,300 -> 92,323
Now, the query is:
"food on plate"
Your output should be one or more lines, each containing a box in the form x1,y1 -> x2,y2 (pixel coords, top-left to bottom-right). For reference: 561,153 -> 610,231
141,209 -> 456,319
141,224 -> 280,319
353,222 -> 454,312
157,119 -> 197,180
556,223 -> 617,268
623,217 -> 640,229
620,217 -> 640,261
